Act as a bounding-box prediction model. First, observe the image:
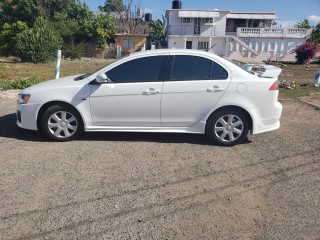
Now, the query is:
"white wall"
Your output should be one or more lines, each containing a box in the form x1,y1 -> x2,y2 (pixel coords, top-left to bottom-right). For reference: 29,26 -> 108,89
230,38 -> 306,57
168,36 -> 226,55
167,10 -> 228,37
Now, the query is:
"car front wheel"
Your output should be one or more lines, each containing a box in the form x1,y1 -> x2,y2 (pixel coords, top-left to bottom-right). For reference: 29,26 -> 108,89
40,105 -> 84,141
206,109 -> 249,146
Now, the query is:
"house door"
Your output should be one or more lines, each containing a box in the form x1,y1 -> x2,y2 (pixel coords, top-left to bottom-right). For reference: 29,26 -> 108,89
186,41 -> 193,49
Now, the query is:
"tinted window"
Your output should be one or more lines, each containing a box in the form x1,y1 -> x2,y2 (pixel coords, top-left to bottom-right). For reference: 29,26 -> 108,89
170,55 -> 212,81
211,61 -> 228,80
107,56 -> 166,83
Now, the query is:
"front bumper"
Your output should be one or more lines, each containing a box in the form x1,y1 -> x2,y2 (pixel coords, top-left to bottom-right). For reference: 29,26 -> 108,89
16,103 -> 40,131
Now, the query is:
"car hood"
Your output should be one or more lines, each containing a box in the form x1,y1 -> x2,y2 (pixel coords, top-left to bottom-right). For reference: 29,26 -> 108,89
20,75 -> 85,94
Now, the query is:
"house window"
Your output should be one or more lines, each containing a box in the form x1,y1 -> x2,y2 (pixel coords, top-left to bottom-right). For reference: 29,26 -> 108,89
194,26 -> 201,35
123,39 -> 135,50
204,18 -> 213,24
181,18 -> 192,24
198,41 -> 209,50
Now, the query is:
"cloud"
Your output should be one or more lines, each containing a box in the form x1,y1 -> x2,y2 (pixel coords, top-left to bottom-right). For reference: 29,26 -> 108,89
307,15 -> 320,26
142,8 -> 156,14
276,20 -> 296,28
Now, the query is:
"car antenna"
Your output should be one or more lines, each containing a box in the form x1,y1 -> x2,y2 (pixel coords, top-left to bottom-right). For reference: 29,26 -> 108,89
206,44 -> 216,52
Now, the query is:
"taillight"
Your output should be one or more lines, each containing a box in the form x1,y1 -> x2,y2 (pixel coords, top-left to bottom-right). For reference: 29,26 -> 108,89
269,81 -> 279,90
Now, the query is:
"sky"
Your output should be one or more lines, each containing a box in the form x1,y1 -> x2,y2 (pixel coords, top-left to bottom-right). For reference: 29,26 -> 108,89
84,0 -> 320,27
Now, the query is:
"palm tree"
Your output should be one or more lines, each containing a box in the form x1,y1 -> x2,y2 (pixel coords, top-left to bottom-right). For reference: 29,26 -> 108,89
295,19 -> 311,29
149,16 -> 166,46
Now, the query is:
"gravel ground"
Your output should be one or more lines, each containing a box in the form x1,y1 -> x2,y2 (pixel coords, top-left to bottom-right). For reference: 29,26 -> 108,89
0,92 -> 319,240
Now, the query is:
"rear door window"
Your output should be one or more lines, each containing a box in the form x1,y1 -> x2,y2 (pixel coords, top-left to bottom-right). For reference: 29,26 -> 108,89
169,55 -> 228,81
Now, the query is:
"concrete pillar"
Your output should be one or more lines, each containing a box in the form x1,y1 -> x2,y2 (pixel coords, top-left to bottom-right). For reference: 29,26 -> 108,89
184,38 -> 187,49
248,42 -> 252,58
224,37 -> 230,57
236,42 -> 240,52
245,19 -> 249,28
209,37 -> 212,49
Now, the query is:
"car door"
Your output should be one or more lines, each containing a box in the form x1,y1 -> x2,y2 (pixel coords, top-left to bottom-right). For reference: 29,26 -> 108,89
90,55 -> 167,126
161,54 -> 231,127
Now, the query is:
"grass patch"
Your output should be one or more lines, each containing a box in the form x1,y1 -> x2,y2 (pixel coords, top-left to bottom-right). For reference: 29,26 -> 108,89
0,59 -> 114,81
279,85 -> 320,99
1,75 -> 43,90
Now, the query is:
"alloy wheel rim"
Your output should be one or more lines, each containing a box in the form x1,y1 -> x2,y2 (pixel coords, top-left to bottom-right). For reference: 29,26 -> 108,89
214,114 -> 244,143
48,111 -> 78,138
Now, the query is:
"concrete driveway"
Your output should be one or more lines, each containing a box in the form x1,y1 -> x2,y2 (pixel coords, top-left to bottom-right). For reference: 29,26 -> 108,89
0,92 -> 319,239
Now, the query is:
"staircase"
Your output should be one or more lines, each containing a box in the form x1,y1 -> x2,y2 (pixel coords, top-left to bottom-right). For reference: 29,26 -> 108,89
228,35 -> 259,56
278,42 -> 304,61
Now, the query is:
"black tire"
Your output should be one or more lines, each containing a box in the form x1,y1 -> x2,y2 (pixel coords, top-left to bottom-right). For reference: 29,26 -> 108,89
205,109 -> 249,146
40,104 -> 84,141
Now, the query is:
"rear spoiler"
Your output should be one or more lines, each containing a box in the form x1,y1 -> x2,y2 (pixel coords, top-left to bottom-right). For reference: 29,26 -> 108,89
241,64 -> 282,80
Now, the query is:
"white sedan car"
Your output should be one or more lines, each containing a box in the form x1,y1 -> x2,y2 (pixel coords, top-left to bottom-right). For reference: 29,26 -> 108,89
16,49 -> 282,146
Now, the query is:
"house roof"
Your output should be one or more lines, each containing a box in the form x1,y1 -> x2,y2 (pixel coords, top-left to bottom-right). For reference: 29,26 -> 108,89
111,34 -> 148,37
228,12 -> 277,20
165,9 -> 277,20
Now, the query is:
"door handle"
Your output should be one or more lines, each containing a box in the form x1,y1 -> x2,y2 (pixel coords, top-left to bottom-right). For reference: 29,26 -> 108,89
143,88 -> 161,95
207,86 -> 224,93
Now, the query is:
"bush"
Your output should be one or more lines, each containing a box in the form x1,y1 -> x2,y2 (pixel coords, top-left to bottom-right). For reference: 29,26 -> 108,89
2,76 -> 43,90
15,17 -> 62,63
294,43 -> 318,64
0,21 -> 29,56
62,42 -> 85,60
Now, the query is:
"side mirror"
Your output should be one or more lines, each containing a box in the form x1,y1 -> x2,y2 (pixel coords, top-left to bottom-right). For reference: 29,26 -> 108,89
96,72 -> 109,83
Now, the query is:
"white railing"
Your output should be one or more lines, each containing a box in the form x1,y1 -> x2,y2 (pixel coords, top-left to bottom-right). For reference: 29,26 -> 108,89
168,25 -> 226,37
236,27 -> 312,38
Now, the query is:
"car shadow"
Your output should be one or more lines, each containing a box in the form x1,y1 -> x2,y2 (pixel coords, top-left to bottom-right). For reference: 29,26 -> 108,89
0,113 -> 252,146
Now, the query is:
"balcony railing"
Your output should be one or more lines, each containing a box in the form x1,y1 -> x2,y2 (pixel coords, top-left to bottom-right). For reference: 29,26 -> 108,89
168,25 -> 226,37
236,27 -> 312,38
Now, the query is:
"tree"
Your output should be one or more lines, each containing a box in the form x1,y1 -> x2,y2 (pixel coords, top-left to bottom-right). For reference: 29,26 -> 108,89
0,21 -> 28,56
0,0 -> 117,60
0,0 -> 40,27
295,19 -> 311,29
111,0 -> 146,34
15,17 -> 62,63
81,14 -> 116,48
149,16 -> 166,45
294,43 -> 318,64
99,0 -> 124,12
309,23 -> 320,44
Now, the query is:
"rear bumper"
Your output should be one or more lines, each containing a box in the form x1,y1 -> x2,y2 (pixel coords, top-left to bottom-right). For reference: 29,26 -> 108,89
252,100 -> 283,134
16,103 -> 40,131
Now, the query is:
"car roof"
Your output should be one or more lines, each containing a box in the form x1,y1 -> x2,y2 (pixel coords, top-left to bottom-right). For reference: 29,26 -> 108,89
129,49 -> 217,58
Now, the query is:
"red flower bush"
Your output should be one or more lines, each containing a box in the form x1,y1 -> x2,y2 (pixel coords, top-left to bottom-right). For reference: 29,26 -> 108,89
294,43 -> 318,64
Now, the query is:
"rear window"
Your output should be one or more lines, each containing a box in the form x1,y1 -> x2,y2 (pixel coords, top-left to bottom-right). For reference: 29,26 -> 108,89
170,55 -> 228,81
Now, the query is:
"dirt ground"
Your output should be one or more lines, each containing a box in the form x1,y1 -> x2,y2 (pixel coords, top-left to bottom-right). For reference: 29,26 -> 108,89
0,92 -> 319,239
277,63 -> 319,85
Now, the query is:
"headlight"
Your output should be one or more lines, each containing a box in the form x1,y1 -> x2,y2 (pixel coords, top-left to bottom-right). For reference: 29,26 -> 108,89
18,94 -> 31,104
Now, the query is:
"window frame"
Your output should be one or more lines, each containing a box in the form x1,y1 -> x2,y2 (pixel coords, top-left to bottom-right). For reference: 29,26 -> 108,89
123,39 -> 135,50
181,17 -> 192,24
166,55 -> 229,82
104,55 -> 169,84
204,18 -> 213,24
198,41 -> 209,50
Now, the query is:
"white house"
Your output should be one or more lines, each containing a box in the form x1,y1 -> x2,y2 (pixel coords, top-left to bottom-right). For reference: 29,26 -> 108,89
166,1 -> 312,62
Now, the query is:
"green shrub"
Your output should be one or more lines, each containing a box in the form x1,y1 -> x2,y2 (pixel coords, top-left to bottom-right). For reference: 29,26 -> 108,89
2,76 -> 43,90
62,42 -> 85,60
15,17 -> 62,63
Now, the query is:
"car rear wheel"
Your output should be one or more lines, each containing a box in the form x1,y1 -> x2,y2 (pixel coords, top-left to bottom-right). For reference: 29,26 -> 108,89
206,109 -> 249,146
41,105 -> 83,141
